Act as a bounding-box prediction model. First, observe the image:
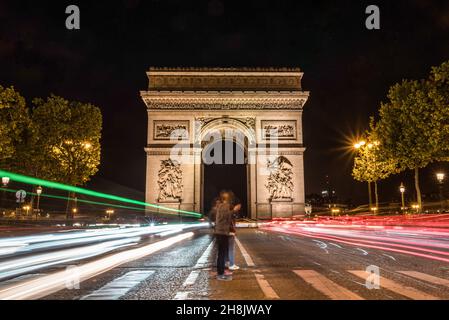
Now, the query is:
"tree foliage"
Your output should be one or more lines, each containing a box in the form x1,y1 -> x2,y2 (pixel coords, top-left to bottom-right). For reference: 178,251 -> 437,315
32,95 -> 102,186
0,85 -> 30,166
1,87 -> 102,188
372,60 -> 449,209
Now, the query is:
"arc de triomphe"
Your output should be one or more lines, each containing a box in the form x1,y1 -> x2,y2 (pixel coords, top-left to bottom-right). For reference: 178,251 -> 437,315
141,68 -> 309,219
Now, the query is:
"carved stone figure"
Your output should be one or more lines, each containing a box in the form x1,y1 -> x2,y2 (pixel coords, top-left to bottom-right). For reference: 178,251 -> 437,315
154,121 -> 189,140
263,122 -> 296,139
266,156 -> 294,200
157,159 -> 183,202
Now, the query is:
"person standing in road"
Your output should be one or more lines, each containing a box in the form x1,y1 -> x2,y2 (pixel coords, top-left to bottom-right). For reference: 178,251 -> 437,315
215,191 -> 240,281
227,194 -> 241,271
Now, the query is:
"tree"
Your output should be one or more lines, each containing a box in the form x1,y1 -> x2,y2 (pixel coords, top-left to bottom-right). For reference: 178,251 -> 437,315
374,62 -> 449,211
32,95 -> 102,218
32,95 -> 102,185
352,129 -> 396,209
0,85 -> 30,168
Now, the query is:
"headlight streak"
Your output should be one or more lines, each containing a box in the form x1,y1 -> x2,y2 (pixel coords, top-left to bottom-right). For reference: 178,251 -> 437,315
0,232 -> 194,300
0,238 -> 140,280
0,225 -> 182,257
0,223 -> 208,281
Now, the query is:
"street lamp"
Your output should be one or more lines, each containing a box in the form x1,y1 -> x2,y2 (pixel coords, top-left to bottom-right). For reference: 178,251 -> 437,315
106,209 -> 114,220
36,186 -> 43,219
1,177 -> 10,187
399,183 -> 406,212
436,172 -> 445,211
1,176 -> 9,211
23,205 -> 30,216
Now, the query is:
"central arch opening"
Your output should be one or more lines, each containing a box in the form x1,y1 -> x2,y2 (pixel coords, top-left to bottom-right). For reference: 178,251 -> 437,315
202,139 -> 248,218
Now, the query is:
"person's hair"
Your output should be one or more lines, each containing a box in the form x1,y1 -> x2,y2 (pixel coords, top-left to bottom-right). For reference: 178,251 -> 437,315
219,190 -> 236,205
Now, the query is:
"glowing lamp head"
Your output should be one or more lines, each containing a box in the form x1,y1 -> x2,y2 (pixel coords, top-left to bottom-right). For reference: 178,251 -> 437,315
72,208 -> 78,213
106,209 -> 114,214
1,176 -> 10,186
83,142 -> 92,150
36,186 -> 43,195
399,183 -> 405,193
436,173 -> 445,183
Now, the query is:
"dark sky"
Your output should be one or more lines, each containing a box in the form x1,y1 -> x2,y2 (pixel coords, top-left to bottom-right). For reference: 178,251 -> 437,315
1,0 -> 449,204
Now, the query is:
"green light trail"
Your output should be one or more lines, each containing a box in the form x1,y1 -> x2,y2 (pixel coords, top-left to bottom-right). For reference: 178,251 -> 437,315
0,187 -> 147,213
0,170 -> 202,218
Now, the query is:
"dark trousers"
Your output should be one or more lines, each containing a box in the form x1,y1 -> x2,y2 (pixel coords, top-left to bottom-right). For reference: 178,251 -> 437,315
216,234 -> 229,276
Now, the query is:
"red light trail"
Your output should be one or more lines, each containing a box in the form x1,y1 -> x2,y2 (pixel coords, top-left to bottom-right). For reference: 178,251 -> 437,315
261,215 -> 449,264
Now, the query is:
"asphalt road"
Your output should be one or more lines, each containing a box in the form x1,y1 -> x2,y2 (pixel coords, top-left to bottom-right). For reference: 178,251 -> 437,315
1,224 -> 449,300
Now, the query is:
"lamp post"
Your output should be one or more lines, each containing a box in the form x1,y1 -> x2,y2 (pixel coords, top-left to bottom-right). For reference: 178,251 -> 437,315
36,186 -> 42,219
1,176 -> 10,211
436,172 -> 445,211
399,183 -> 406,212
106,209 -> 114,221
23,205 -> 30,217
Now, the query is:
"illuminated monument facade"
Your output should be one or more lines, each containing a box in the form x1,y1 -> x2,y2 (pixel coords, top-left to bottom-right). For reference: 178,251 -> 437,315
141,68 -> 309,219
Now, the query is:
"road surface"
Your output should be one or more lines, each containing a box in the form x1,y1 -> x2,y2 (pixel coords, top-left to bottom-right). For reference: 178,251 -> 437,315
1,222 -> 449,300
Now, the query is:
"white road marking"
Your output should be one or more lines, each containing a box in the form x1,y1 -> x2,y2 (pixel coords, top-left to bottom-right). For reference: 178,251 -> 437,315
81,270 -> 154,300
398,271 -> 449,287
182,270 -> 200,287
253,270 -> 280,299
174,291 -> 190,300
348,270 -> 439,300
329,243 -> 342,248
195,240 -> 215,269
293,270 -> 364,300
356,248 -> 369,256
383,254 -> 396,261
235,237 -> 255,267
313,240 -> 329,254
174,238 -> 214,300
234,237 -> 280,299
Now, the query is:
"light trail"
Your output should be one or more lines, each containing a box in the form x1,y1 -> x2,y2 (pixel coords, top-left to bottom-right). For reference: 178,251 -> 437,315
0,223 -> 208,257
0,232 -> 194,300
0,223 -> 208,280
0,170 -> 202,218
262,217 -> 449,264
0,187 -> 145,212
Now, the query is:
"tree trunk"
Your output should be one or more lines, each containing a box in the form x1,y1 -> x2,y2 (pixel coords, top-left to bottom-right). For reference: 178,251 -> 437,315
65,191 -> 72,220
374,181 -> 379,210
415,166 -> 422,213
367,181 -> 372,209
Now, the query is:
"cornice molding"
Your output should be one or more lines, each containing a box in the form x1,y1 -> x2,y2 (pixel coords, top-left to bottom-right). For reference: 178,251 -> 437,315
141,91 -> 309,110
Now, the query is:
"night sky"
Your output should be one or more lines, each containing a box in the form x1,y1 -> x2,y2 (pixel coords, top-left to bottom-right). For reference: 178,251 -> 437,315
1,0 -> 449,205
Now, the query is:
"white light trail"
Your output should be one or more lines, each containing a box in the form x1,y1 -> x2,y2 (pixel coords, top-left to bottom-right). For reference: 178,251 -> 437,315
0,232 -> 194,300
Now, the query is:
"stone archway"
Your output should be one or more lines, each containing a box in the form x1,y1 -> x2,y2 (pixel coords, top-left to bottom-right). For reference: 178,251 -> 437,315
141,68 -> 309,219
197,118 -> 254,216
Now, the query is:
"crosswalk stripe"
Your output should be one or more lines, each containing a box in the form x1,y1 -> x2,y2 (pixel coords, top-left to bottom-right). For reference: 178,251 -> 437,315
81,270 -> 154,300
293,270 -> 364,300
174,291 -> 190,300
174,238 -> 214,300
195,240 -> 214,269
398,271 -> 449,287
183,270 -> 200,287
235,237 -> 255,267
348,270 -> 439,300
254,271 -> 280,299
